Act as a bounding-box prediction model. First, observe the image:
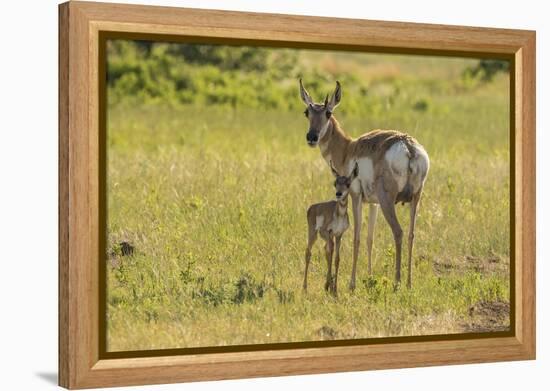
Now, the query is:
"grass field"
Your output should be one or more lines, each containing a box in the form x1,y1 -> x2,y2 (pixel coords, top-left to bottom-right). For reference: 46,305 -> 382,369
106,52 -> 510,352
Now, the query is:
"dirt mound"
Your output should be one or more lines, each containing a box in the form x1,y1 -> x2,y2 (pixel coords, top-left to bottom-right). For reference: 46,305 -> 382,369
317,325 -> 339,340
462,300 -> 510,333
434,255 -> 508,276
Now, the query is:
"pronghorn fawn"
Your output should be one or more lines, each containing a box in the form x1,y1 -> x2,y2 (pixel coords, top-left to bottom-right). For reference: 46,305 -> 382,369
299,79 -> 430,290
304,161 -> 359,296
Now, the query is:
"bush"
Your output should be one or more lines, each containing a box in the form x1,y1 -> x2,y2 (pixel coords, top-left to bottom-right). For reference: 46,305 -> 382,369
107,40 -> 378,112
464,59 -> 510,82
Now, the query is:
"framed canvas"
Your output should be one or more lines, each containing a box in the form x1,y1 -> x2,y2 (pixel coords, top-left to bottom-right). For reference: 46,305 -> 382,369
58,1 -> 536,389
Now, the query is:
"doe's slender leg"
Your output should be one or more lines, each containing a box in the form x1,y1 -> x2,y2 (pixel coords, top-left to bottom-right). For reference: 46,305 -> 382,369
349,194 -> 362,291
333,235 -> 342,295
407,189 -> 422,288
375,181 -> 403,287
366,204 -> 378,275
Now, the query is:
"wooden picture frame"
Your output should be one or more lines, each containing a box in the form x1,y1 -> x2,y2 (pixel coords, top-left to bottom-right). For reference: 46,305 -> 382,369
59,1 -> 536,388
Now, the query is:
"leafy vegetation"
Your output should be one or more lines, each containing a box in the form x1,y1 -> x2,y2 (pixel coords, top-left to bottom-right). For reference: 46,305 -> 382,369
106,41 -> 510,351
107,40 -> 508,114
464,59 -> 510,82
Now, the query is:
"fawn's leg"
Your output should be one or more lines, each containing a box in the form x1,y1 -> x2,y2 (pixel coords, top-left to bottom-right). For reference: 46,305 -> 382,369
303,227 -> 317,291
324,236 -> 334,291
375,180 -> 403,287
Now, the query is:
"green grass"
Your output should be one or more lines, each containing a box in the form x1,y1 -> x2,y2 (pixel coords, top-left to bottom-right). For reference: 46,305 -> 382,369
106,68 -> 510,352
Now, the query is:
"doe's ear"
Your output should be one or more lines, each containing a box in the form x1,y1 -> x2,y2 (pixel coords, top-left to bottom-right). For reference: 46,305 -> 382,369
326,81 -> 342,112
299,78 -> 313,106
330,160 -> 340,178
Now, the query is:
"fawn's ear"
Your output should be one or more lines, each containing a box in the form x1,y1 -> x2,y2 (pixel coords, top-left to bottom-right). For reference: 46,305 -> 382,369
330,160 -> 340,178
326,81 -> 342,112
350,162 -> 359,180
299,79 -> 313,106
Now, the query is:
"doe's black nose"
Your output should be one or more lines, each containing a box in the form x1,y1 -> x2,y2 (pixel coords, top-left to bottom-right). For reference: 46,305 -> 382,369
336,192 -> 343,197
306,132 -> 318,143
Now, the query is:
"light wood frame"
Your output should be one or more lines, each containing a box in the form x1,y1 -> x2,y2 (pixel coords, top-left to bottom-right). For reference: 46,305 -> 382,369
59,1 -> 536,389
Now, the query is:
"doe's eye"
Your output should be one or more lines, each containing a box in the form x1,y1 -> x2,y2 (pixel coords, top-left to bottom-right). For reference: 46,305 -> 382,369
326,110 -> 332,119
304,109 -> 309,118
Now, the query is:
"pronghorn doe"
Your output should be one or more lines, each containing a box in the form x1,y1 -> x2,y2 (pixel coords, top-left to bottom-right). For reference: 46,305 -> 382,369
304,161 -> 359,295
299,79 -> 430,289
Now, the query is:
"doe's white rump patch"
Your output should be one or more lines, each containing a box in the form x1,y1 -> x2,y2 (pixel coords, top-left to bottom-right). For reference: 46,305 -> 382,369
385,141 -> 409,192
408,143 -> 430,193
